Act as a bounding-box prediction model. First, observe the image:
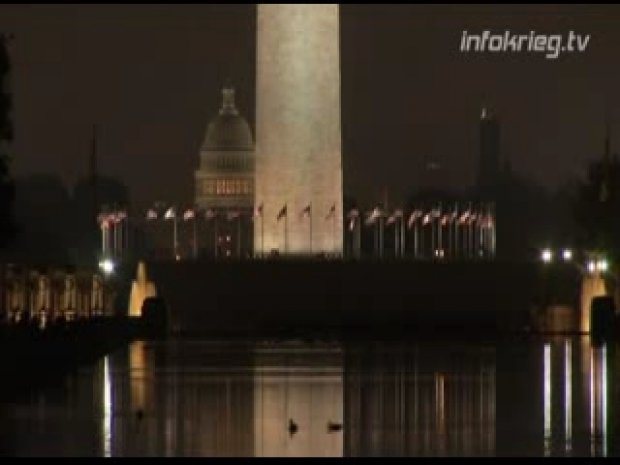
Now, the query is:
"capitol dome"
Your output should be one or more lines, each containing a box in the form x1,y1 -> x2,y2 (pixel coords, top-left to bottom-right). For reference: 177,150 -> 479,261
202,86 -> 254,151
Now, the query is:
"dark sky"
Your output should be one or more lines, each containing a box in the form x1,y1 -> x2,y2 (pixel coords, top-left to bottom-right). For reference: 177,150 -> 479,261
1,4 -> 619,208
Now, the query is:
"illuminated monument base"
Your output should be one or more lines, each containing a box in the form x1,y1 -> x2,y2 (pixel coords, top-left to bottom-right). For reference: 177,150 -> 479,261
254,4 -> 344,256
128,261 -> 157,317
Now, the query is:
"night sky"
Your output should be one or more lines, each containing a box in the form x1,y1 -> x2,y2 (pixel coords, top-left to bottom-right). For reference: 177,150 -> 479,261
1,4 -> 619,208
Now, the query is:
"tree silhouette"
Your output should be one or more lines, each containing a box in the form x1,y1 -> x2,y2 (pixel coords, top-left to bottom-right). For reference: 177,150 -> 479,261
574,154 -> 620,261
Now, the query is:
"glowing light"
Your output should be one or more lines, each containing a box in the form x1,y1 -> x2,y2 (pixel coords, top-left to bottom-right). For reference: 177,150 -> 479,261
562,249 -> 573,261
596,259 -> 608,273
590,347 -> 595,456
544,344 -> 551,456
541,249 -> 553,264
588,260 -> 596,274
602,344 -> 608,457
565,340 -> 572,454
99,259 -> 115,276
103,356 -> 112,457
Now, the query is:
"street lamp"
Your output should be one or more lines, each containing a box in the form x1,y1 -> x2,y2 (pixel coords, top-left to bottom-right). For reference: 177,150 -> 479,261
541,248 -> 553,264
98,258 -> 115,277
596,258 -> 609,273
562,249 -> 573,262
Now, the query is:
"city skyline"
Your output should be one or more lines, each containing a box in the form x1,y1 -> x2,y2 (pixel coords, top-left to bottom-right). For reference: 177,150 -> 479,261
0,4 -> 619,208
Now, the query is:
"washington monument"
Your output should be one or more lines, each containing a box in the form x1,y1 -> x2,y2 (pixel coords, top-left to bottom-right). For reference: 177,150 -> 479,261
254,4 -> 344,256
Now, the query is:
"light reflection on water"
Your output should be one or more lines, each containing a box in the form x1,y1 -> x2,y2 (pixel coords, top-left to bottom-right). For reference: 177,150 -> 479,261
0,337 -> 617,457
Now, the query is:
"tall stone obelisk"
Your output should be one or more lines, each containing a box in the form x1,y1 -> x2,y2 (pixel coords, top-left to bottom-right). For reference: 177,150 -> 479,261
255,4 -> 343,256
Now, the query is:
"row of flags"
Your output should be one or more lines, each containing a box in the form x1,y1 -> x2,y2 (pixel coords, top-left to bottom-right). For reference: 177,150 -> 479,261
145,207 -> 242,222
276,203 -> 336,222
351,206 -> 494,232
142,204 -> 338,223
97,210 -> 127,227
123,204 -> 494,228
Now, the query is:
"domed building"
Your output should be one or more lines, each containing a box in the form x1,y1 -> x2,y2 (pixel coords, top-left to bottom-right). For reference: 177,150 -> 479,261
195,84 -> 255,257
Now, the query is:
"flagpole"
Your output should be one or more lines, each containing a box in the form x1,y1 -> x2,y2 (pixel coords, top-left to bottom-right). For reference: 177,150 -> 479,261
394,216 -> 398,259
431,215 -> 435,259
469,215 -> 473,260
284,206 -> 288,254
237,214 -> 241,258
374,218 -> 378,258
438,203 -> 443,257
400,215 -> 405,258
446,217 -> 451,259
214,214 -> 218,259
332,211 -> 336,256
438,221 -> 442,258
310,205 -> 313,255
379,214 -> 384,260
113,219 -> 118,259
491,203 -> 496,257
419,219 -> 423,259
101,222 -> 106,257
414,221 -> 418,259
124,216 -> 129,259
173,215 -> 178,260
193,216 -> 197,259
454,204 -> 459,259
261,211 -> 264,258
356,216 -> 361,259
119,216 -> 123,259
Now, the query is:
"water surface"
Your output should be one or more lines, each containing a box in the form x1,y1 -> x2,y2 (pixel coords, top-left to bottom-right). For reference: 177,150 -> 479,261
0,337 -> 617,457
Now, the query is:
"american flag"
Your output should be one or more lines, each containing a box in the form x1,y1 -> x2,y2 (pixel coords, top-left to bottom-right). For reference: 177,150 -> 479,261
183,209 -> 195,221
347,208 -> 360,219
386,209 -> 403,225
300,204 -> 311,218
365,207 -> 382,226
347,209 -> 360,232
146,208 -> 158,220
422,212 -> 432,225
205,209 -> 216,220
325,204 -> 336,220
407,209 -> 423,228
253,203 -> 264,219
97,212 -> 113,227
478,212 -> 494,228
449,205 -> 459,222
277,204 -> 287,221
164,207 -> 176,220
117,210 -> 127,221
226,210 -> 240,221
458,209 -> 471,224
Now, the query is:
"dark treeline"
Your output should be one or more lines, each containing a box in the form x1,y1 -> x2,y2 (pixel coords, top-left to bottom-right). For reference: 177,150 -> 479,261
2,174 -> 129,269
345,152 -> 614,263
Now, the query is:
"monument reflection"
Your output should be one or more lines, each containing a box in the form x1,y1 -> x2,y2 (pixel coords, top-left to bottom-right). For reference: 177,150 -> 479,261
1,337 -> 618,457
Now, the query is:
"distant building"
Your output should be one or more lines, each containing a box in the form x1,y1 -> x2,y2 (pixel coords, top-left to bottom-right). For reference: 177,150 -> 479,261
477,107 -> 500,192
194,84 -> 255,258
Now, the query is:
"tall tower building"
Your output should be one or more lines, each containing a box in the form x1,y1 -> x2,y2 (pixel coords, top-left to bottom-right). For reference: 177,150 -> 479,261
254,4 -> 343,256
477,107 -> 500,192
